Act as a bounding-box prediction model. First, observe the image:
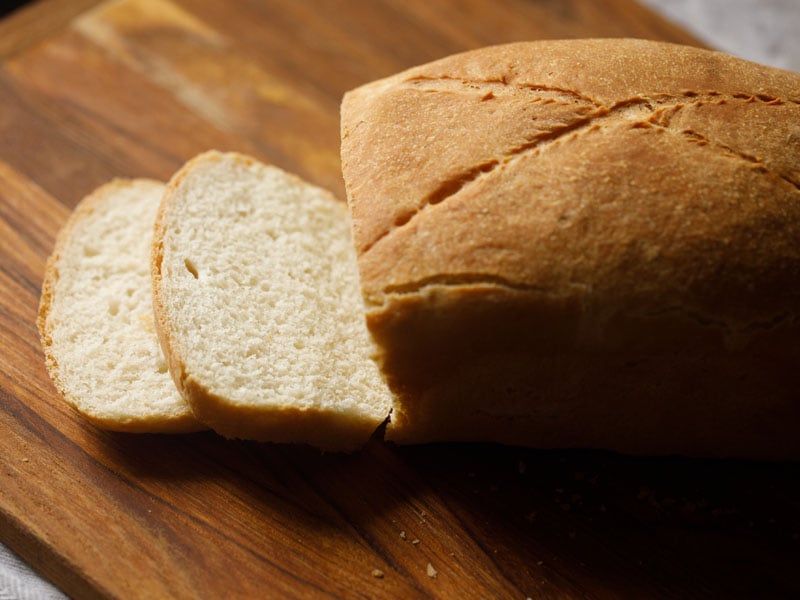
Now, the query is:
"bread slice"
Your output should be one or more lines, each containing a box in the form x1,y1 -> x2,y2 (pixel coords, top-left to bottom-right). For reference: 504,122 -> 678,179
38,179 -> 204,433
341,39 -> 800,459
152,151 -> 391,450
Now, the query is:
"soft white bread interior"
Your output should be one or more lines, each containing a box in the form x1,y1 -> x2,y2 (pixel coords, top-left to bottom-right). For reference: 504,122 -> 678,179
152,151 -> 391,451
38,179 -> 204,433
341,39 -> 800,459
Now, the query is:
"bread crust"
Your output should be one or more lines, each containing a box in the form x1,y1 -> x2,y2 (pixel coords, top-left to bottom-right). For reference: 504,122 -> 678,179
38,179 -> 204,433
151,152 -> 224,412
341,39 -> 800,459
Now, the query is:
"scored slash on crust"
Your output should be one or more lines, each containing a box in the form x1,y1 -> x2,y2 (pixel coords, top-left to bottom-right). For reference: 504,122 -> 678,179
360,89 -> 800,272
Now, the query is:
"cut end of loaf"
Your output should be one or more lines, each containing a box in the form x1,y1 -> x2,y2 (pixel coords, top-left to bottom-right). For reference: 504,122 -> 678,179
153,151 -> 392,450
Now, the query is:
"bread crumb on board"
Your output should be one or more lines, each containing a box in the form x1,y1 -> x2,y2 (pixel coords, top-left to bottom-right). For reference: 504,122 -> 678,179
426,563 -> 437,578
399,530 -> 406,539
371,569 -> 384,579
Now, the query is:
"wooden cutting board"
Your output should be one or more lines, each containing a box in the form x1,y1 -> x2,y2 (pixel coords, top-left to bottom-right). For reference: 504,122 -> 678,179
1,0 -> 798,598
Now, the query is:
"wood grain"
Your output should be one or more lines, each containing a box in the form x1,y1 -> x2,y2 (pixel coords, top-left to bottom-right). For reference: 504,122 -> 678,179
1,1 -> 797,598
0,0 -> 104,59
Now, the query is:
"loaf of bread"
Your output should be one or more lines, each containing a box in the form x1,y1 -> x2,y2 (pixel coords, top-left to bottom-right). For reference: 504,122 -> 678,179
340,39 -> 800,459
151,151 -> 392,450
38,179 -> 204,433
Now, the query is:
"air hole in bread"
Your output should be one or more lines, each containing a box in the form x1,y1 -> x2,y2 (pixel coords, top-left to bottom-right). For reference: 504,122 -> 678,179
108,299 -> 120,316
184,258 -> 199,279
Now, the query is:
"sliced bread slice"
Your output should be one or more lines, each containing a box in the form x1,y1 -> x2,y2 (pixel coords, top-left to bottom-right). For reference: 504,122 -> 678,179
151,151 -> 392,450
38,179 -> 204,433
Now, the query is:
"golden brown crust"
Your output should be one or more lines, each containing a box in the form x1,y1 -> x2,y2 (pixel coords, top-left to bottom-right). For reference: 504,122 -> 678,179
341,39 -> 800,459
183,374 -> 382,451
151,156 -> 206,404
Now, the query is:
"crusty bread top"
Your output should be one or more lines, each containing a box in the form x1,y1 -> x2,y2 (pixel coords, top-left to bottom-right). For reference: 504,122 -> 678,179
341,39 -> 800,331
37,179 -> 204,433
151,151 -> 392,450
